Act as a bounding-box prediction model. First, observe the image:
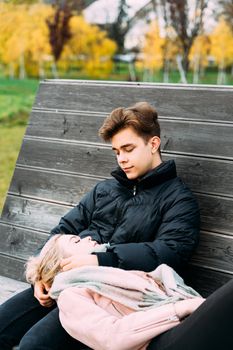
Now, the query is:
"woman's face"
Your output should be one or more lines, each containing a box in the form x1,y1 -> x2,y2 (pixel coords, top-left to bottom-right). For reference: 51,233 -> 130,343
58,235 -> 99,258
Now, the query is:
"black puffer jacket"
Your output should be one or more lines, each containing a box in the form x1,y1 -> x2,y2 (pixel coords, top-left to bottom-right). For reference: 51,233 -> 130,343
51,160 -> 200,272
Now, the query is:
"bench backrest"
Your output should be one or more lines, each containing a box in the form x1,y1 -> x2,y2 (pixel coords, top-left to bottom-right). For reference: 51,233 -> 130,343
1,80 -> 233,296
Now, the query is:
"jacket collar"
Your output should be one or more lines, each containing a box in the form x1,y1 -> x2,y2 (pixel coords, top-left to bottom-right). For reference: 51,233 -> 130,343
111,160 -> 177,190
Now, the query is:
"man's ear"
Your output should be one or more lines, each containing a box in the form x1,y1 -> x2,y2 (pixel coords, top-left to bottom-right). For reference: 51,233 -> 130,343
150,136 -> 161,154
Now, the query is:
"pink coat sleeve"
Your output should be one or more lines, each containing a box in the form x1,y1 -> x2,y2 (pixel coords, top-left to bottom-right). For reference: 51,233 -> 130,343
57,287 -> 182,350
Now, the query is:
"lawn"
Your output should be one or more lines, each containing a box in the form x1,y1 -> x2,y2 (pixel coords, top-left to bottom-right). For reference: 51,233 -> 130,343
0,125 -> 26,213
0,78 -> 39,213
0,78 -> 39,124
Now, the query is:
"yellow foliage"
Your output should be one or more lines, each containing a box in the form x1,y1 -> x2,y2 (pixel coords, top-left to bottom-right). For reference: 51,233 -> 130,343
62,16 -> 116,77
0,4 -> 116,78
210,18 -> 233,67
140,21 -> 165,70
0,4 -> 52,64
189,35 -> 211,69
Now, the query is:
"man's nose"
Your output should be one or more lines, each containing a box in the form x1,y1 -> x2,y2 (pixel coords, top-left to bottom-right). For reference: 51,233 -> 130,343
118,152 -> 128,163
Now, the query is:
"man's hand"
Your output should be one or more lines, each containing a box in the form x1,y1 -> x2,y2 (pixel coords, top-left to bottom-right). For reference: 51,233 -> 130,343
34,280 -> 55,307
60,254 -> 98,272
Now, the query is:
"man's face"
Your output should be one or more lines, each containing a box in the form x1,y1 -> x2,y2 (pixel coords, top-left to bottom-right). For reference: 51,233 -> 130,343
111,127 -> 160,180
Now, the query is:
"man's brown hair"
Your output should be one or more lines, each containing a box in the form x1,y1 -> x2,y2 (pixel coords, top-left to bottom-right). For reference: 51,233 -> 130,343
99,102 -> 160,143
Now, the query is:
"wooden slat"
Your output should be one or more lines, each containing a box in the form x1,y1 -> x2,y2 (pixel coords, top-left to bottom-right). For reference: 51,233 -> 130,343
1,219 -> 233,279
192,232 -> 233,272
0,223 -> 48,259
15,139 -> 233,197
26,111 -> 105,142
1,193 -> 233,239
17,139 -> 117,176
26,111 -> 233,160
34,81 -> 233,121
9,167 -> 99,205
0,254 -> 27,281
161,120 -> 233,159
1,196 -> 69,232
0,276 -> 29,305
173,156 -> 233,198
7,158 -> 233,206
183,265 -> 232,297
198,193 -> 233,235
1,220 -> 233,275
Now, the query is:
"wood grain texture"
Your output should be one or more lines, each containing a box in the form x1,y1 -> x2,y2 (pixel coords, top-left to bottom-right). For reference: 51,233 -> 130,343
0,254 -> 26,281
1,191 -> 233,235
0,276 -> 28,305
183,265 -> 232,297
0,222 -> 48,259
1,195 -> 69,232
191,231 -> 233,272
26,111 -> 233,160
14,139 -> 233,196
34,81 -> 233,121
9,167 -> 100,205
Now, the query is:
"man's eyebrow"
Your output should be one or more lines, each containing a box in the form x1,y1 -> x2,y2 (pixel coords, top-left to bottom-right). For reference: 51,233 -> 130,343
112,143 -> 135,150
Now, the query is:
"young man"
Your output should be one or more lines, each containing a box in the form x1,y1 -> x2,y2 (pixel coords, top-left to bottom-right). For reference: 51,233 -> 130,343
0,102 -> 200,350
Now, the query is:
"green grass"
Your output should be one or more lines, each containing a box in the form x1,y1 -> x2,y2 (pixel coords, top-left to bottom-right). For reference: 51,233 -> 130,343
0,78 -> 38,214
0,78 -> 39,125
0,125 -> 26,213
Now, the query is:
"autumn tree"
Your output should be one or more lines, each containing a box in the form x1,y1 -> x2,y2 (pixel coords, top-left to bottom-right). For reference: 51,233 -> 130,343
0,3 -> 116,79
159,0 -> 208,77
138,21 -> 164,81
61,15 -> 117,77
210,18 -> 233,84
46,0 -> 88,62
0,3 -> 52,78
218,0 -> 233,32
189,34 -> 211,83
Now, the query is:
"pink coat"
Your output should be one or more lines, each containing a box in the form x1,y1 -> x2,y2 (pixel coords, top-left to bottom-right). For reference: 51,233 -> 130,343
58,286 -> 195,350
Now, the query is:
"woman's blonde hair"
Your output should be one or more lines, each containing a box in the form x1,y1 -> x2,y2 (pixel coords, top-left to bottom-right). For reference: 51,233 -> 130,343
25,234 -> 63,287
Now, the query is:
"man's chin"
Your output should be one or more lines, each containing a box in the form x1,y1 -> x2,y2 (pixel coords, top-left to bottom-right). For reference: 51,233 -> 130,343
125,172 -> 137,180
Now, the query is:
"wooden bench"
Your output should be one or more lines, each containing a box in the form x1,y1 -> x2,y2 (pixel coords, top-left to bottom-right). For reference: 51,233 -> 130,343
0,80 -> 233,299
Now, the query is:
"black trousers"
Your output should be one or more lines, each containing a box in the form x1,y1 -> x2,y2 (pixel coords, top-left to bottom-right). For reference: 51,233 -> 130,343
148,277 -> 233,350
0,287 -> 86,350
1,279 -> 233,350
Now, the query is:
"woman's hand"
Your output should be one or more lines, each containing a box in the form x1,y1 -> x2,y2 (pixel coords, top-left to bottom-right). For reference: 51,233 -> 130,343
60,254 -> 98,272
34,280 -> 55,307
175,297 -> 205,320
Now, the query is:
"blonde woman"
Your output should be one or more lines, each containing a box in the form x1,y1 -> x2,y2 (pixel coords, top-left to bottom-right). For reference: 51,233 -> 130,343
24,234 -> 233,350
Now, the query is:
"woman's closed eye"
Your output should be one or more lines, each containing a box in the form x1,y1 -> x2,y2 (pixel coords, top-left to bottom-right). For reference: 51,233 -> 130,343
70,236 -> 80,244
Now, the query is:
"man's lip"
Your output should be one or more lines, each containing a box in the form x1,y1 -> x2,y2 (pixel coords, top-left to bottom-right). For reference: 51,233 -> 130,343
123,166 -> 133,171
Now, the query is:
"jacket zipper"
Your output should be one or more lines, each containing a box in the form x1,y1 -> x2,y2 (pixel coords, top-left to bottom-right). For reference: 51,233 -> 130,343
132,314 -> 179,333
133,185 -> 137,196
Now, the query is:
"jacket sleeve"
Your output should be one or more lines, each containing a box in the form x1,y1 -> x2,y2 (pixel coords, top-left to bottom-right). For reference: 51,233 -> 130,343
104,185 -> 200,271
50,185 -> 97,236
58,287 -> 181,350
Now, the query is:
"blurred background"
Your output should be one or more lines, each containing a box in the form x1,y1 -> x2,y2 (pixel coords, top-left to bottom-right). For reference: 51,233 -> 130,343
0,0 -> 233,212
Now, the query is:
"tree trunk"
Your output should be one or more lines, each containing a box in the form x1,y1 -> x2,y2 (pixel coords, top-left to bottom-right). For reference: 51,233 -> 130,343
193,54 -> 200,84
19,53 -> 26,80
176,55 -> 187,84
